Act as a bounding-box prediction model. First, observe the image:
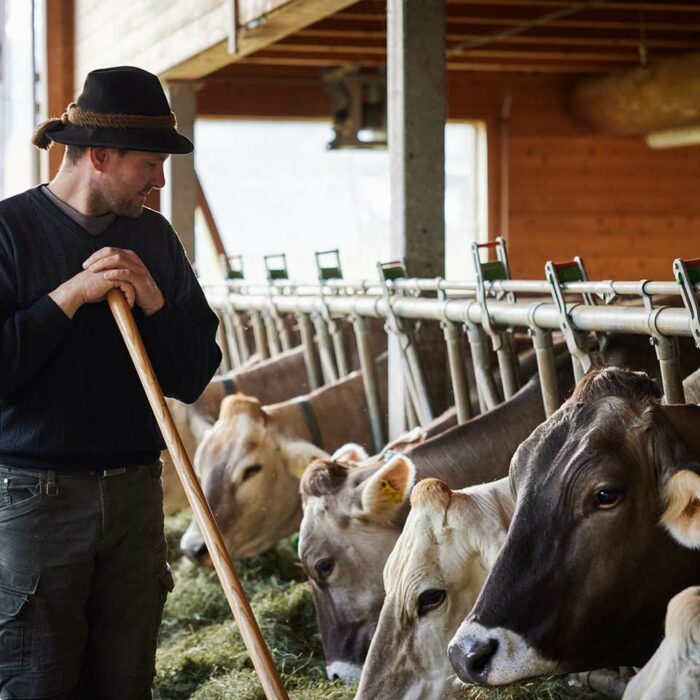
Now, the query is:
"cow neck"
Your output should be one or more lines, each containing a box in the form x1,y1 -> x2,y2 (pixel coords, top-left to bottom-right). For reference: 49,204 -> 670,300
407,376 -> 547,490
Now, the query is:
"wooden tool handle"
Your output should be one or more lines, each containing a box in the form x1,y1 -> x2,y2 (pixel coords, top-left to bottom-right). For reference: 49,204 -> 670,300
106,289 -> 288,700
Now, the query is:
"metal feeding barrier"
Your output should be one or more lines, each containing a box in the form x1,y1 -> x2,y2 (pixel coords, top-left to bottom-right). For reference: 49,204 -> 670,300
204,250 -> 700,447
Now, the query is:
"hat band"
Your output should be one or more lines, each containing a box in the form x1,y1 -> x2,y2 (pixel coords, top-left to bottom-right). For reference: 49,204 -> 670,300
62,102 -> 177,130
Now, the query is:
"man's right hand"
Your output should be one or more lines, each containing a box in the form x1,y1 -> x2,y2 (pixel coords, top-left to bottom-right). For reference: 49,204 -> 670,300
49,270 -> 136,319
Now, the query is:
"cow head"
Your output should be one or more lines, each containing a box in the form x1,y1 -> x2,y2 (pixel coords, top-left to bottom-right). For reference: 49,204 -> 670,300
298,452 -> 416,683
355,477 -> 514,700
181,394 -> 327,562
449,367 -> 700,685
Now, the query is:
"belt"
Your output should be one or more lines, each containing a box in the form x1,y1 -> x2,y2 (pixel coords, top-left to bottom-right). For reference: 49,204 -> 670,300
0,463 -> 155,496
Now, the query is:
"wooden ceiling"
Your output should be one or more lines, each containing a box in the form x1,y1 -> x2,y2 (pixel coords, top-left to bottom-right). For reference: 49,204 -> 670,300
213,0 -> 700,79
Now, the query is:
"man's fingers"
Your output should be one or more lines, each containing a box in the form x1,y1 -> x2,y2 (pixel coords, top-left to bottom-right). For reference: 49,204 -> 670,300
102,268 -> 135,282
86,254 -> 125,272
83,247 -> 139,270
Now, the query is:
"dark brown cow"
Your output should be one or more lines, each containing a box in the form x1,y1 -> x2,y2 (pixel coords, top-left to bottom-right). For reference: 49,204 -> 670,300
449,366 -> 700,685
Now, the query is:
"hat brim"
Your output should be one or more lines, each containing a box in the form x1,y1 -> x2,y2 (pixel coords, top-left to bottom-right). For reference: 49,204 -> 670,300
49,125 -> 193,154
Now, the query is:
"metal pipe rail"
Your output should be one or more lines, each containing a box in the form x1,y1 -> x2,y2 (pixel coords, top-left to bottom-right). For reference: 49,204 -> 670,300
209,293 -> 696,338
204,277 -> 697,299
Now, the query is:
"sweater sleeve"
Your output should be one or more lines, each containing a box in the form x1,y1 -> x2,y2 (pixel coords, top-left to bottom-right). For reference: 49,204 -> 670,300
139,230 -> 221,404
0,218 -> 72,399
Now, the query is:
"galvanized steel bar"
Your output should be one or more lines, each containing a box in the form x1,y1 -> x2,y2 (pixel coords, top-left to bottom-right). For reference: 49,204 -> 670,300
297,312 -> 322,391
211,294 -> 697,341
331,324 -> 350,377
312,314 -> 339,384
530,327 -> 560,417
231,308 -> 251,363
249,310 -> 269,360
352,315 -> 386,453
263,312 -> 282,356
442,321 -> 471,423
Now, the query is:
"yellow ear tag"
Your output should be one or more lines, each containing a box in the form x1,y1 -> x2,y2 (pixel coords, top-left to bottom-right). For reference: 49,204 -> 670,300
380,479 -> 403,505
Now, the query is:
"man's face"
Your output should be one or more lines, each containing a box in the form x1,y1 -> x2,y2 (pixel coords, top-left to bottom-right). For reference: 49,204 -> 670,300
95,149 -> 168,218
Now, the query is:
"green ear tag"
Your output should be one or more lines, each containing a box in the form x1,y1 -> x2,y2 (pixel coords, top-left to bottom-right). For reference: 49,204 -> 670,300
381,479 -> 403,505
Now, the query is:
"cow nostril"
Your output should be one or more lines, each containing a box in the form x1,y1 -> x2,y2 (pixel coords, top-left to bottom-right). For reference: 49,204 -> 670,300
449,637 -> 498,684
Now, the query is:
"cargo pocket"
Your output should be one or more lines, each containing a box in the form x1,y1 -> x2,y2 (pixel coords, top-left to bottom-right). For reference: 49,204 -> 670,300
0,561 -> 39,672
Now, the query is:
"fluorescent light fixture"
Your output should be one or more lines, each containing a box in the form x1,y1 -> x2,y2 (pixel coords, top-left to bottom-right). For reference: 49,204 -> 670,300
646,124 -> 700,149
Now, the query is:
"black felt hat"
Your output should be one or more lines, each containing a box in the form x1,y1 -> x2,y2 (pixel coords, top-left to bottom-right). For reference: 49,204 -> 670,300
32,66 -> 193,154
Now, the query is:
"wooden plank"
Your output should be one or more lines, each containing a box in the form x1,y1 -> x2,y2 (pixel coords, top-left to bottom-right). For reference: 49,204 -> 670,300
447,1 -> 700,12
337,11 -> 700,32
46,0 -> 74,178
161,0 -> 358,80
299,27 -> 700,50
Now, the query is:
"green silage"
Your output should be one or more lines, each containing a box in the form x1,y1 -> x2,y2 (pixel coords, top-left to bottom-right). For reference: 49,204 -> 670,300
156,512 -> 604,700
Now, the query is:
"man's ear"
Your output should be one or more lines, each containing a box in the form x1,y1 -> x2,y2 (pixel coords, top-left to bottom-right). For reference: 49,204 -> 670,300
360,454 -> 416,522
88,147 -> 108,172
657,405 -> 700,548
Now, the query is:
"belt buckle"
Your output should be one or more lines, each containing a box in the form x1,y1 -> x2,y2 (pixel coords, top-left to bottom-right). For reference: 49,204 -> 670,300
101,467 -> 127,478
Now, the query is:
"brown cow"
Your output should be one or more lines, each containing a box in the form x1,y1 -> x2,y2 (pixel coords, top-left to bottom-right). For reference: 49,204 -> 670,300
448,367 -> 700,685
180,356 -> 388,561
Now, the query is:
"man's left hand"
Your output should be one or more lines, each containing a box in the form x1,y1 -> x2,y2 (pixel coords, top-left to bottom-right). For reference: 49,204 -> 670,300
83,247 -> 165,316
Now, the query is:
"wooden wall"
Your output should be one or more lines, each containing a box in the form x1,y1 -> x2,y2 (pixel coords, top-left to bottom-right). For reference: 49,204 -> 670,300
200,68 -> 700,282
448,72 -> 700,282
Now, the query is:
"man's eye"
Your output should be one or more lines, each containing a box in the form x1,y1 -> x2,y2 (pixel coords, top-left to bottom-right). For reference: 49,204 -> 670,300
593,488 -> 625,510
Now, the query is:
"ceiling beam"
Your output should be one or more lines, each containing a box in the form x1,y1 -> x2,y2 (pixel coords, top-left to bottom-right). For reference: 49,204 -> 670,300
161,0 -> 357,80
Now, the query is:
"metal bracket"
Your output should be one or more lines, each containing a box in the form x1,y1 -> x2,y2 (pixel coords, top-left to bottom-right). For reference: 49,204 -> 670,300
472,237 -> 520,398
545,256 -> 604,382
377,259 -> 433,425
226,254 -> 245,280
674,257 -> 700,349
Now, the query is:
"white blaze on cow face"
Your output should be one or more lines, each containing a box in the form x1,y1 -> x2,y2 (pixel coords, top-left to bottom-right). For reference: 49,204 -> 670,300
355,477 -> 514,700
448,621 -> 561,686
181,394 -> 328,562
622,586 -> 700,700
299,454 -> 417,679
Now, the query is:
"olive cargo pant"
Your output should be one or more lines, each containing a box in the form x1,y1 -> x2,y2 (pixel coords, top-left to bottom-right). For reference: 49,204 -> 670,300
0,462 -> 173,699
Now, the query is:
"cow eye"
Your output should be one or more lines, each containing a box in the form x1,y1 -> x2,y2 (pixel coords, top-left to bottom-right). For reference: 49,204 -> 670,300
315,558 -> 334,581
593,487 -> 625,510
242,464 -> 262,481
417,589 -> 446,617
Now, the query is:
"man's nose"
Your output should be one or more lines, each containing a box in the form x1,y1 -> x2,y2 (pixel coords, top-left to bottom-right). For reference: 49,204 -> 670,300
151,162 -> 166,189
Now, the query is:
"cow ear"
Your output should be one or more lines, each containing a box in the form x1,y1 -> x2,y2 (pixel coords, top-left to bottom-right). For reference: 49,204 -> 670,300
219,394 -> 268,424
381,426 -> 426,455
658,405 -> 700,549
361,454 -> 416,521
285,440 -> 329,480
331,443 -> 369,463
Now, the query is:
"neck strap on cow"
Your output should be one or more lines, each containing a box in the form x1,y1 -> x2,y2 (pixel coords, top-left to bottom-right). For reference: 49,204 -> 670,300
292,396 -> 324,451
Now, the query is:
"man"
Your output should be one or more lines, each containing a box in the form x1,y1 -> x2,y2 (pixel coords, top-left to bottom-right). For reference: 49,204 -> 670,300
0,66 -> 221,698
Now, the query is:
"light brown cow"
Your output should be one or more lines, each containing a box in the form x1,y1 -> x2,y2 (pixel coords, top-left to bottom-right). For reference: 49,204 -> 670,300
162,344 -> 314,513
180,357 -> 388,561
623,586 -> 700,700
355,476 -> 513,700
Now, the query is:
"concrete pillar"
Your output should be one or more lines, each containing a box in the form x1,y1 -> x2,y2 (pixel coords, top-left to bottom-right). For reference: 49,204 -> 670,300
387,0 -> 447,436
162,81 -> 197,262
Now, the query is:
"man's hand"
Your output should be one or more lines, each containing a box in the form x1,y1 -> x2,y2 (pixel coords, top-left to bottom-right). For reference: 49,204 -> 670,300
82,247 -> 165,316
49,270 -> 136,319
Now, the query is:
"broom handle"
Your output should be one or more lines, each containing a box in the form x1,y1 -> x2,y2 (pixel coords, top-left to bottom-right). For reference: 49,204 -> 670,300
106,289 -> 289,700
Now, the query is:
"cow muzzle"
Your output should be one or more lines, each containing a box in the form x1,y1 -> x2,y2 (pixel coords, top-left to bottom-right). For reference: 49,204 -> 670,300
448,635 -> 497,684
448,621 -> 560,685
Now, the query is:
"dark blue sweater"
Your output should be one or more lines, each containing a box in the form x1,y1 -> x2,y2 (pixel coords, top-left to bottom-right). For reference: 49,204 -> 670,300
0,187 -> 221,470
